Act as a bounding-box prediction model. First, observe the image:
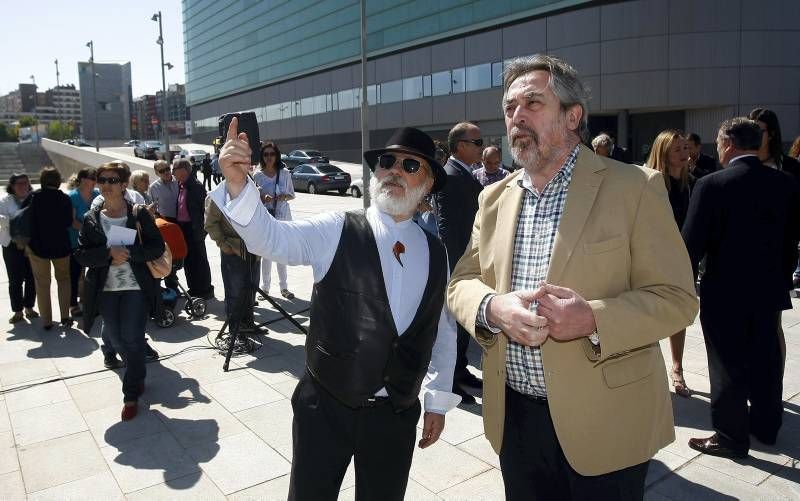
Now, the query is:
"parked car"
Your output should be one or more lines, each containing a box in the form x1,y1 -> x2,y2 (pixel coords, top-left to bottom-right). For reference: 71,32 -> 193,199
282,150 -> 328,170
123,139 -> 140,147
180,149 -> 207,164
157,144 -> 184,162
291,164 -> 351,195
134,141 -> 162,159
349,178 -> 363,198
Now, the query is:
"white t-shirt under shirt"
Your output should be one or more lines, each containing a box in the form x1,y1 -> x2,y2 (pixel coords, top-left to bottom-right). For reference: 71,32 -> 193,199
100,213 -> 140,292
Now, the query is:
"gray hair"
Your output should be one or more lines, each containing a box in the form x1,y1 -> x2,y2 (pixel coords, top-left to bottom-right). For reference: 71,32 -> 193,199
130,169 -> 150,187
482,145 -> 501,159
591,133 -> 614,150
503,54 -> 591,142
718,117 -> 762,151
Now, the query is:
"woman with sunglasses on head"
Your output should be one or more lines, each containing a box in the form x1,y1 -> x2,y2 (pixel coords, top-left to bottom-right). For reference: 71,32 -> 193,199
75,161 -> 165,421
23,167 -> 73,330
0,173 -> 38,323
253,141 -> 295,299
67,168 -> 99,318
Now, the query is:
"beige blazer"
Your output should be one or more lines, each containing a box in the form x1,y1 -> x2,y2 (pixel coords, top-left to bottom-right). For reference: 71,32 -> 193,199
447,145 -> 699,476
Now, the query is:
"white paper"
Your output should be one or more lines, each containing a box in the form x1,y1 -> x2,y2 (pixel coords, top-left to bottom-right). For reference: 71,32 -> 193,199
106,226 -> 137,247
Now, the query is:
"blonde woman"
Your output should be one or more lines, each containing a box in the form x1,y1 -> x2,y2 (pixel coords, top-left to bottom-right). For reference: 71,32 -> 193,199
646,129 -> 692,397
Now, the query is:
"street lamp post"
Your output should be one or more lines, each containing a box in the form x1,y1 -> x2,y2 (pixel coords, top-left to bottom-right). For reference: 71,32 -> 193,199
360,0 -> 370,208
30,75 -> 38,144
152,11 -> 170,160
86,41 -> 99,151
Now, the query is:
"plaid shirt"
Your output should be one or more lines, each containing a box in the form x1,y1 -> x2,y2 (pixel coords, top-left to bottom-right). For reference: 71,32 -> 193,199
479,145 -> 579,397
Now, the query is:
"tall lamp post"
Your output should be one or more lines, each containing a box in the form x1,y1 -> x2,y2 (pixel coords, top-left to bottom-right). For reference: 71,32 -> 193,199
359,0 -> 370,208
54,59 -> 60,125
152,11 -> 170,159
30,75 -> 38,143
86,41 -> 99,151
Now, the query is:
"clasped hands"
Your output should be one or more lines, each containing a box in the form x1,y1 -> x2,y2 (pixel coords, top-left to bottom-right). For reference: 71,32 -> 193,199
109,246 -> 129,266
485,283 -> 597,347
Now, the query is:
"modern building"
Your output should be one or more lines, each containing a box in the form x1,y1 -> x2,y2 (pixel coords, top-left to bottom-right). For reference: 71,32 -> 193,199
44,85 -> 82,126
184,0 -> 800,163
0,84 -> 82,132
132,94 -> 159,140
78,61 -> 133,141
156,83 -> 189,137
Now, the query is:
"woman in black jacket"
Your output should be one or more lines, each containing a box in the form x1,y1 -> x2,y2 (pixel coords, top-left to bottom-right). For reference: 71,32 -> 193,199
75,161 -> 165,421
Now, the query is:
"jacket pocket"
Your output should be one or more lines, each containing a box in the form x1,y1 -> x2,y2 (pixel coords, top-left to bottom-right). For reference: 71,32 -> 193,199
601,346 -> 656,388
583,235 -> 626,255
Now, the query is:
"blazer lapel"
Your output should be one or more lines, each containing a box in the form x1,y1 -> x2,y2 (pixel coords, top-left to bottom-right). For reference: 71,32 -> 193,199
546,146 -> 605,284
495,174 -> 524,293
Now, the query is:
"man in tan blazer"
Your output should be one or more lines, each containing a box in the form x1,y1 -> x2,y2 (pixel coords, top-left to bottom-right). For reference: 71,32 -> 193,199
447,54 -> 698,500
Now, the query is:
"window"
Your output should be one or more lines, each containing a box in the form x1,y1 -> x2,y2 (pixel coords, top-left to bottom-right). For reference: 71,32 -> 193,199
266,103 -> 281,121
313,94 -> 328,114
432,71 -> 451,96
338,88 -> 355,110
403,76 -> 423,101
380,80 -> 402,103
423,75 -> 432,97
492,61 -> 503,88
452,67 -> 465,93
294,165 -> 309,174
367,85 -> 378,105
466,63 -> 492,92
300,97 -> 314,116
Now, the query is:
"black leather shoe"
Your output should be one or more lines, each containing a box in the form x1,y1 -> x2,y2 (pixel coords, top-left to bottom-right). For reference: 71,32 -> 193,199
458,372 -> 483,389
688,434 -> 748,458
453,384 -> 477,405
104,355 -> 125,369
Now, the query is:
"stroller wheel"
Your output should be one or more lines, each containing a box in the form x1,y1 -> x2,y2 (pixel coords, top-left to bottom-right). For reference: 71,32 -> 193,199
190,298 -> 207,318
157,309 -> 175,328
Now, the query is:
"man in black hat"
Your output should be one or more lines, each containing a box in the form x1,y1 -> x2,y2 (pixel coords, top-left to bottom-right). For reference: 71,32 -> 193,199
210,118 -> 460,500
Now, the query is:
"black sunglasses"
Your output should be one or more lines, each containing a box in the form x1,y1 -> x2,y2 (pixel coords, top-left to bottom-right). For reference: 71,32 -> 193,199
97,176 -> 122,185
458,138 -> 484,147
262,151 -> 277,157
378,154 -> 422,174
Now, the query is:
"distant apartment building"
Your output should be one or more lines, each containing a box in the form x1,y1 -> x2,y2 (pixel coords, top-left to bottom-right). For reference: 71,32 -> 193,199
0,84 -> 82,132
132,94 -> 159,140
78,61 -> 133,140
156,83 -> 189,136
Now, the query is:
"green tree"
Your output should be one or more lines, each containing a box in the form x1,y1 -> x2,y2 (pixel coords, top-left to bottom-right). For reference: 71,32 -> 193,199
18,116 -> 37,127
47,120 -> 74,141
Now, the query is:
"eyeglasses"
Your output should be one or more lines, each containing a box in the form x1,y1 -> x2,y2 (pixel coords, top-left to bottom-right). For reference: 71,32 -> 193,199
96,176 -> 122,185
262,152 -> 277,158
378,154 -> 422,174
458,138 -> 484,147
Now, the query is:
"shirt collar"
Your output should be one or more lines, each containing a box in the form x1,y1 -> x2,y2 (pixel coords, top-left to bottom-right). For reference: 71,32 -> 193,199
449,156 -> 472,173
370,206 -> 415,230
518,145 -> 580,194
729,154 -> 758,165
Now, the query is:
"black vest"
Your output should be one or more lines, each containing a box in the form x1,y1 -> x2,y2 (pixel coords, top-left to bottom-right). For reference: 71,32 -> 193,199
306,210 -> 447,411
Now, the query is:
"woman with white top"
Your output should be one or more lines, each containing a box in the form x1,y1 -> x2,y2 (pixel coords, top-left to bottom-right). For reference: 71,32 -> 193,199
0,174 -> 38,323
253,141 -> 295,299
75,161 -> 165,421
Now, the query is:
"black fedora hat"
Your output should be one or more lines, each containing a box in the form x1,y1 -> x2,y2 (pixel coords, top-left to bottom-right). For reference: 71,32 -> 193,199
364,127 -> 446,193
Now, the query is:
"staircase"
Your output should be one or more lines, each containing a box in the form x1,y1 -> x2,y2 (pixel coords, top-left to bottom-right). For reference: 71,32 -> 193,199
0,143 -> 25,182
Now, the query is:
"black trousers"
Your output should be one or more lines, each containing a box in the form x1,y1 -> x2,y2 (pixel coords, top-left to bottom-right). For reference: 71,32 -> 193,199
288,373 -> 420,501
700,305 -> 783,450
500,386 -> 649,501
2,244 -> 35,312
69,253 -> 82,308
177,222 -> 213,297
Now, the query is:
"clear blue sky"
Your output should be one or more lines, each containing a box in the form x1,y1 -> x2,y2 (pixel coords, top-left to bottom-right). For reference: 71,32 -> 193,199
3,0 -> 185,98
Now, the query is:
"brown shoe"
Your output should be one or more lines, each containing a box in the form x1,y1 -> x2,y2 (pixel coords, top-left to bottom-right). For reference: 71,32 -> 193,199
9,312 -> 23,324
688,434 -> 747,458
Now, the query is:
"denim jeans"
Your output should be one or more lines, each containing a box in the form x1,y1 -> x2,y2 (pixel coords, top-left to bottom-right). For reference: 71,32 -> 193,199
220,251 -> 259,331
98,290 -> 149,403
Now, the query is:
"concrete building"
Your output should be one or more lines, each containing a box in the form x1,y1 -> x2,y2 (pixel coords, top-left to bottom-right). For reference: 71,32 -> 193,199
0,84 -> 82,133
44,85 -> 82,127
185,0 -> 800,163
78,61 -> 133,141
156,83 -> 188,137
132,94 -> 159,140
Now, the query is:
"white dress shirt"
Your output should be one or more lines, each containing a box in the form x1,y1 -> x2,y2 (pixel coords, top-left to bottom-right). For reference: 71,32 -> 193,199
209,179 -> 460,414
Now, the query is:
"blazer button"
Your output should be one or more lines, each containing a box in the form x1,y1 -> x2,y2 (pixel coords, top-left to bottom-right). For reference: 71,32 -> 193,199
383,376 -> 390,382
392,341 -> 399,348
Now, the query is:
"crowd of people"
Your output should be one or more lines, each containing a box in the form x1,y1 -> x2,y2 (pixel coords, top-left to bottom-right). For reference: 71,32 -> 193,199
1,52 -> 799,500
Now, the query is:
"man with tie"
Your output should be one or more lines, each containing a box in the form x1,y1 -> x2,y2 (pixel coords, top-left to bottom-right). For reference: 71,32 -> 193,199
447,54 -> 698,499
212,120 -> 459,500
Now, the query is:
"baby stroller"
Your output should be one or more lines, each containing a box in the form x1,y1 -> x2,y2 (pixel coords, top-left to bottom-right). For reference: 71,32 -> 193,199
153,217 -> 207,328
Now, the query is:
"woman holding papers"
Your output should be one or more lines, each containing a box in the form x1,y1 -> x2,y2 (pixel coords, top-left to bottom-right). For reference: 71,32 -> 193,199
75,161 -> 165,421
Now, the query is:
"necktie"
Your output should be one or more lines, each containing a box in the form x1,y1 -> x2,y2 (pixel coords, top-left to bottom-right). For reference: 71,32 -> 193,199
393,241 -> 405,267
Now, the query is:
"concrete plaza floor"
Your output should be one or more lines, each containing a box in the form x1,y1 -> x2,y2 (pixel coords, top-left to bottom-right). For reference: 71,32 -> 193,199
0,187 -> 798,500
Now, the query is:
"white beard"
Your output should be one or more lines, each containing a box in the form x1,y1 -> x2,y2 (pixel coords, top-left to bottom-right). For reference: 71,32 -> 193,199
370,175 -> 428,217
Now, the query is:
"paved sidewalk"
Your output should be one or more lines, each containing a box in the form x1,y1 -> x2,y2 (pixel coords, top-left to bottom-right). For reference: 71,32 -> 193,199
0,189 -> 798,500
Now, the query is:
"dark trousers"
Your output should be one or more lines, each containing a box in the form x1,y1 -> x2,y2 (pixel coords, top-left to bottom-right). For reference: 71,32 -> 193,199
453,324 -> 472,381
700,305 -> 783,450
3,244 -> 35,312
220,251 -> 259,330
69,253 -> 82,308
177,222 -> 213,297
500,386 -> 649,501
98,290 -> 149,403
288,373 -> 420,501
202,172 -> 212,191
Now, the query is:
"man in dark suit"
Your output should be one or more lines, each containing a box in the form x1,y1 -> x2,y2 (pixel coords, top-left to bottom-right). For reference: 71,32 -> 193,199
437,121 -> 484,403
686,133 -> 720,180
172,158 -> 214,298
683,117 -> 800,458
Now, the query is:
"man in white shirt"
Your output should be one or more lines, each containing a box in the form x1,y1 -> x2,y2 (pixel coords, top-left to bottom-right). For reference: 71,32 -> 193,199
212,121 -> 459,500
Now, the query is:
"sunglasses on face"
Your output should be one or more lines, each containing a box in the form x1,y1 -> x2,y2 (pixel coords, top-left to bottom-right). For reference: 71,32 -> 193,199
97,176 -> 122,185
262,151 -> 277,158
459,138 -> 484,147
378,154 -> 422,174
